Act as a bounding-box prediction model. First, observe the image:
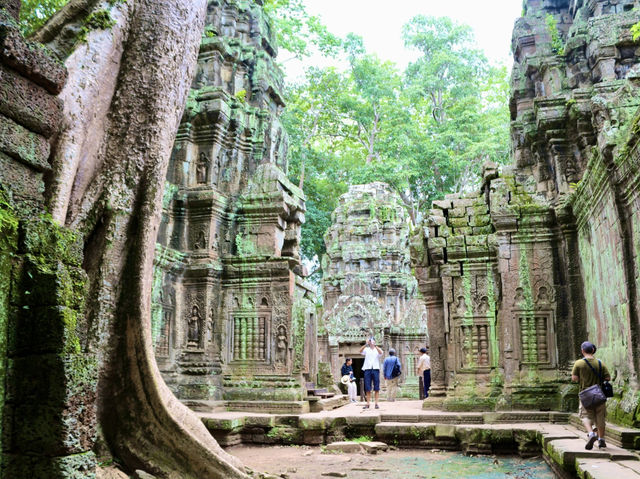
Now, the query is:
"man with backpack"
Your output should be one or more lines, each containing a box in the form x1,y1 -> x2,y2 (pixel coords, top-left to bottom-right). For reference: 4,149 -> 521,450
382,348 -> 402,402
571,341 -> 611,450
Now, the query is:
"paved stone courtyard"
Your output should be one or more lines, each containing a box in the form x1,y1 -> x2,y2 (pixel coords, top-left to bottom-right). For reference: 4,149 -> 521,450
200,400 -> 640,479
230,445 -> 555,479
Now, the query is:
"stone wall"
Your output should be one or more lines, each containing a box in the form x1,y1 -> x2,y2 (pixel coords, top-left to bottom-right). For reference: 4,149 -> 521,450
152,0 -> 316,406
411,0 -> 640,423
0,4 -> 98,477
321,183 -> 428,396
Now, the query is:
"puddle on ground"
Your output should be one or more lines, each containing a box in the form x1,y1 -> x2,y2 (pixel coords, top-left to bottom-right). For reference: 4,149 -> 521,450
227,445 -> 556,479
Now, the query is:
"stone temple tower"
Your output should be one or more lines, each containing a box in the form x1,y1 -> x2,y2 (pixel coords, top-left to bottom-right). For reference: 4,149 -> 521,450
319,183 -> 428,397
152,0 -> 317,412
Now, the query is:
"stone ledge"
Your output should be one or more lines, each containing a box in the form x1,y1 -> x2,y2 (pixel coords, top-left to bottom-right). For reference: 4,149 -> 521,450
309,395 -> 350,412
0,16 -> 67,94
0,113 -> 50,171
545,437 -> 639,477
569,413 -> 640,449
576,458 -> 640,479
0,63 -> 62,137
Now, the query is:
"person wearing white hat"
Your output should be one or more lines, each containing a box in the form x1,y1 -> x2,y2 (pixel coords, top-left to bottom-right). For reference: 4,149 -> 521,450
341,358 -> 357,402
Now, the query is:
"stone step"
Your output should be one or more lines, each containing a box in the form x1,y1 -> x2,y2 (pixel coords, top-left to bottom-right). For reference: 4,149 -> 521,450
569,413 -> 640,449
308,394 -> 349,412
308,388 -> 330,396
223,400 -> 310,414
544,437 -> 639,475
576,458 -> 640,479
376,410 -> 569,425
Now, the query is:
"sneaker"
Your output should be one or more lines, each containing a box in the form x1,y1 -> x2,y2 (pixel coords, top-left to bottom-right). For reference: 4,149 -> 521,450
585,433 -> 597,450
374,404 -> 379,409
598,439 -> 607,449
350,399 -> 356,403
363,404 -> 370,409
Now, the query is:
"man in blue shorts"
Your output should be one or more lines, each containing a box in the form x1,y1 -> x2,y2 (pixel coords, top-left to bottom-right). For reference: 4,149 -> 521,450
360,337 -> 383,409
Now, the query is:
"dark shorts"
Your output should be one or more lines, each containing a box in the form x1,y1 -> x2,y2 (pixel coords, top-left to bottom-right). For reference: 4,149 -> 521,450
364,369 -> 380,392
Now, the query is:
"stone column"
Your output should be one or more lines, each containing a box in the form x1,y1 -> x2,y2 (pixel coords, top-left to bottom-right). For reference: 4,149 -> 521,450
329,344 -> 340,382
419,272 -> 447,399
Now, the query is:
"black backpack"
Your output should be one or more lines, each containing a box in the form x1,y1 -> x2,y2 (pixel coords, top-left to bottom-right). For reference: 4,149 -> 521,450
391,358 -> 401,378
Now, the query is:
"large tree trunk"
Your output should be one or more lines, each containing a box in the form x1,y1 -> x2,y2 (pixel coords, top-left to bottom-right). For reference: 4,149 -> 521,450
45,1 -> 248,477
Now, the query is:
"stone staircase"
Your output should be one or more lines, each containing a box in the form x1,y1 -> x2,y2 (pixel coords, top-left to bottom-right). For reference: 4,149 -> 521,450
305,382 -> 335,399
304,382 -> 349,412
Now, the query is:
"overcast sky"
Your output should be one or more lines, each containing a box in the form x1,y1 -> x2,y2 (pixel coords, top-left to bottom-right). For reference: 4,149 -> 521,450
283,0 -> 523,81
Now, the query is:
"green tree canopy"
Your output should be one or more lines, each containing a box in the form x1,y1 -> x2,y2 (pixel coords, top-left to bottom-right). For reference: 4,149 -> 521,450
283,16 -> 510,265
19,0 -> 69,35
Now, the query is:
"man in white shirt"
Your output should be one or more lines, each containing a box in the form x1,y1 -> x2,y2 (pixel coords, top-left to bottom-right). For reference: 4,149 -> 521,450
416,347 -> 431,398
360,337 -> 383,409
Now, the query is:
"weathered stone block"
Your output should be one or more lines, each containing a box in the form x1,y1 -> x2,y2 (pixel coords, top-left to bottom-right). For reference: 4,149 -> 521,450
0,19 -> 68,94
453,227 -> 472,236
360,441 -> 388,454
324,441 -> 362,453
447,236 -> 465,247
0,151 -> 44,203
449,217 -> 469,228
472,226 -> 494,235
19,217 -> 84,266
469,215 -> 491,227
7,305 -> 80,356
0,113 -> 50,170
452,198 -> 475,208
426,214 -> 447,226
448,207 -> 467,218
5,350 -> 96,456
465,236 -> 487,247
0,64 -> 62,137
435,424 -> 456,439
2,451 -> 97,479
432,200 -> 451,209
427,237 -> 447,249
299,417 -> 324,430
12,257 -> 87,310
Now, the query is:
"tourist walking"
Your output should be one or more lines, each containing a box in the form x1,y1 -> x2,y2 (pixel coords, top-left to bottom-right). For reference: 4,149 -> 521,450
571,341 -> 611,450
341,358 -> 357,402
382,348 -> 401,402
360,337 -> 383,409
416,347 -> 431,398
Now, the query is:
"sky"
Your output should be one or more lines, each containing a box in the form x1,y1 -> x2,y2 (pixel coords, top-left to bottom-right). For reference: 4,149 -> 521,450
283,0 -> 523,81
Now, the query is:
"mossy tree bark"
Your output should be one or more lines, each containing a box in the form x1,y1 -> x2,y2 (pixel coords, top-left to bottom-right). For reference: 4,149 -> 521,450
44,1 -> 248,477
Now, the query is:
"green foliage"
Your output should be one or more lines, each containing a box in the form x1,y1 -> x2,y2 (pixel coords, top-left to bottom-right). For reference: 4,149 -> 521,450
283,16 -> 510,264
347,435 -> 373,443
235,89 -> 247,103
546,14 -> 564,55
266,426 -> 294,441
204,25 -> 216,38
235,232 -> 256,256
632,21 -> 640,41
263,0 -> 342,59
0,190 -> 18,239
77,9 -> 116,43
19,0 -> 69,35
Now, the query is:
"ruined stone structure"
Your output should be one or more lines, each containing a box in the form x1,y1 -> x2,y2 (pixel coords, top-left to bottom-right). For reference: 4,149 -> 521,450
0,4 -> 99,476
152,1 -> 317,409
320,183 -> 428,397
411,0 -> 640,424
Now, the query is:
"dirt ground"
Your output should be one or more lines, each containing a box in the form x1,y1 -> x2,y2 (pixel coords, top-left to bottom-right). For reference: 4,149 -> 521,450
226,444 -> 556,479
